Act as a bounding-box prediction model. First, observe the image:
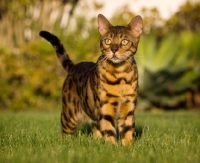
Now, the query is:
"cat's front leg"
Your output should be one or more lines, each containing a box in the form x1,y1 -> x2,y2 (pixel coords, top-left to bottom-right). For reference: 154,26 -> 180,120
118,101 -> 136,146
91,121 -> 102,138
99,101 -> 117,145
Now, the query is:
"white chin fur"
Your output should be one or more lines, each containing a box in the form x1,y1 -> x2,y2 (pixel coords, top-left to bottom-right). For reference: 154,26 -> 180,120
109,58 -> 124,64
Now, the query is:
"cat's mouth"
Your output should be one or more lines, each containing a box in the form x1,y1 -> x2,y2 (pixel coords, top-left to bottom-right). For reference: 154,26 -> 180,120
110,54 -> 124,63
111,55 -> 119,60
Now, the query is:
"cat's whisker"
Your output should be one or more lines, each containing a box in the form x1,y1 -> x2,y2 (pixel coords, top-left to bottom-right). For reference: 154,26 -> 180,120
98,56 -> 107,66
91,54 -> 102,61
89,55 -> 107,73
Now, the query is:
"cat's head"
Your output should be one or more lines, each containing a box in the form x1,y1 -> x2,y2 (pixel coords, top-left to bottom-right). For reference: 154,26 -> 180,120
98,14 -> 143,64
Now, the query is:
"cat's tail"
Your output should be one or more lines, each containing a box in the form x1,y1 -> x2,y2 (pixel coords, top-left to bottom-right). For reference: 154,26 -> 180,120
39,30 -> 74,72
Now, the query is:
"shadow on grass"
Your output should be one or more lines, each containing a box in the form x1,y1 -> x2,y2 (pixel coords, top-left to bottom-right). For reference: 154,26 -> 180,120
74,122 -> 92,136
74,122 -> 143,140
135,125 -> 143,140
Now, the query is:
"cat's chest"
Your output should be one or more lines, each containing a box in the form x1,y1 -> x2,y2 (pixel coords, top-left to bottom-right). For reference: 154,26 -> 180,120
98,63 -> 138,98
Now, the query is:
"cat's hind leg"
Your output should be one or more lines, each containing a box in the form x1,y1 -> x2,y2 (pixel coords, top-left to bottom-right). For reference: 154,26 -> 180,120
61,77 -> 82,136
61,108 -> 79,135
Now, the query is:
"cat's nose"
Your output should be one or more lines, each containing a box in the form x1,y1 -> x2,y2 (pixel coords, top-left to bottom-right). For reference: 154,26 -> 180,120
111,44 -> 118,53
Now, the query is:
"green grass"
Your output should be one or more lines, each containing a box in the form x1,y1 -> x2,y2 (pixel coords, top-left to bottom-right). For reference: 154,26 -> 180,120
0,110 -> 199,163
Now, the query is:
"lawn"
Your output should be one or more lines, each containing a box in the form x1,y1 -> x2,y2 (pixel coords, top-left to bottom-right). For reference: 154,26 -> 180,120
0,110 -> 199,163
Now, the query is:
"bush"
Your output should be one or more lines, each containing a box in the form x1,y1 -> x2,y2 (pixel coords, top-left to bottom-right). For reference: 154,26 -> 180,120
0,41 -> 65,110
136,31 -> 200,110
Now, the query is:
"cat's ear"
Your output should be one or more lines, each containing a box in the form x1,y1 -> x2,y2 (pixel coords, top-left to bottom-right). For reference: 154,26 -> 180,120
128,15 -> 143,37
98,14 -> 112,35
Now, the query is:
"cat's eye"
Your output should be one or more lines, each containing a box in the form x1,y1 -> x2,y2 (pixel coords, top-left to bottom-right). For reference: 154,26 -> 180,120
121,39 -> 129,45
105,39 -> 111,45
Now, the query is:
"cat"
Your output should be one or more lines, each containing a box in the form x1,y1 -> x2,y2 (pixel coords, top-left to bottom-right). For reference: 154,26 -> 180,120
39,14 -> 143,145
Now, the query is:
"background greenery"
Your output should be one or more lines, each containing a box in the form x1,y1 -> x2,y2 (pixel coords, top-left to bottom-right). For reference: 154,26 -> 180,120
0,0 -> 200,110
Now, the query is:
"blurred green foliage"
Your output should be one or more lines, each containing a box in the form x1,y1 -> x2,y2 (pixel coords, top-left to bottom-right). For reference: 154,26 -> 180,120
0,42 -> 64,110
0,0 -> 200,110
136,31 -> 200,110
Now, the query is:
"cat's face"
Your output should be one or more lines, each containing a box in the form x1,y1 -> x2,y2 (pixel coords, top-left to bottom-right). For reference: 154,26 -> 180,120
98,14 -> 143,64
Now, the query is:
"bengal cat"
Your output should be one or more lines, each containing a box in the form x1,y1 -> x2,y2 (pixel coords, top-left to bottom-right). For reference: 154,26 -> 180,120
39,14 -> 143,145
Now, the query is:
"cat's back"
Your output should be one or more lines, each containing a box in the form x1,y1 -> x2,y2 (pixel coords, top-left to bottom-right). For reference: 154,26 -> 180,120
63,61 -> 98,97
68,61 -> 96,74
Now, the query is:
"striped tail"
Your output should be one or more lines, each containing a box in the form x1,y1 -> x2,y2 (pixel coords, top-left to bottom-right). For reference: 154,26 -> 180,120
39,30 -> 74,72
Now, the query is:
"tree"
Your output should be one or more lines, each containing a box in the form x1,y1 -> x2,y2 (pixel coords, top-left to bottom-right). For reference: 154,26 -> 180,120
0,0 -> 80,49
165,1 -> 200,33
